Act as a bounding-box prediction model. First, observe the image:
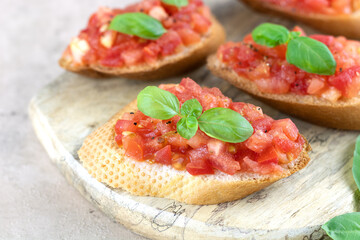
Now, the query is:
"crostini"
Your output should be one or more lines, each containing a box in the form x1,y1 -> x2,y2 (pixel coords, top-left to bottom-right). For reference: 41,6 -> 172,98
59,0 -> 225,79
240,0 -> 360,39
78,78 -> 311,205
208,24 -> 360,130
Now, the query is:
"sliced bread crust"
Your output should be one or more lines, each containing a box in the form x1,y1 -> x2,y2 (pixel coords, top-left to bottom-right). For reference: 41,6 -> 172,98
240,0 -> 360,39
59,16 -> 226,80
78,99 -> 311,205
207,55 -> 360,130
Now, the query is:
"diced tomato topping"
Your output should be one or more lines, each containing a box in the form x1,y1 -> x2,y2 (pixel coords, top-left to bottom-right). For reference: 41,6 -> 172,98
114,78 -> 304,176
271,119 -> 299,141
328,66 -> 360,98
186,160 -> 214,175
115,120 -> 137,135
122,134 -> 143,161
209,153 -> 240,175
218,26 -> 360,101
172,153 -> 189,170
256,146 -> 278,163
62,0 -> 212,67
245,130 -> 272,153
154,145 -> 172,165
262,0 -> 352,15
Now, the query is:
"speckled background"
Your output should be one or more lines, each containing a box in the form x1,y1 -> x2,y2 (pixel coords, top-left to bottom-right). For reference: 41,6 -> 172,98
1,0 -> 147,239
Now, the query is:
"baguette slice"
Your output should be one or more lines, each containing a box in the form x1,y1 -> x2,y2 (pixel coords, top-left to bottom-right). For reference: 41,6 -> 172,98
78,99 -> 311,205
240,0 -> 360,39
59,15 -> 225,80
207,55 -> 360,130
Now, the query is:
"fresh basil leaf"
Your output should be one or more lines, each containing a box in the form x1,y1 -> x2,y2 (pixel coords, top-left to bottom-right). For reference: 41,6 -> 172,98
198,108 -> 253,143
137,86 -> 179,120
180,99 -> 202,118
322,212 -> 360,240
353,136 -> 360,190
286,37 -> 336,75
289,31 -> 301,40
109,13 -> 166,40
177,116 -> 198,140
161,0 -> 188,7
252,23 -> 290,47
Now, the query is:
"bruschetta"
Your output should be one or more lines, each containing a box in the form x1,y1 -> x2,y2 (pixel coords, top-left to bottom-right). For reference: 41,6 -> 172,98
78,77 -> 311,205
59,0 -> 225,80
208,25 -> 360,130
240,0 -> 360,39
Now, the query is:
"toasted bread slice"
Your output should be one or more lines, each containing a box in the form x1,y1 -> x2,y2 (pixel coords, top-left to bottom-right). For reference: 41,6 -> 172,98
59,16 -> 225,80
207,55 -> 360,130
240,0 -> 360,39
78,99 -> 311,205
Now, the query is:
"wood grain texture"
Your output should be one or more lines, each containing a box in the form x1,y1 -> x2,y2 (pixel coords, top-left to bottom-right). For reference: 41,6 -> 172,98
29,0 -> 359,239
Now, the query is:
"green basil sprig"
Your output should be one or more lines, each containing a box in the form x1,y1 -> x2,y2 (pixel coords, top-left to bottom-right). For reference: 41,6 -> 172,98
352,135 -> 360,190
322,213 -> 360,240
321,136 -> 360,239
137,86 -> 253,142
252,23 -> 289,47
161,0 -> 188,7
109,13 -> 166,40
251,23 -> 336,75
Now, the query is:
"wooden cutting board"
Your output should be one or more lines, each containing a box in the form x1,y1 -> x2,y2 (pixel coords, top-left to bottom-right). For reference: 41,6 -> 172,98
29,1 -> 359,239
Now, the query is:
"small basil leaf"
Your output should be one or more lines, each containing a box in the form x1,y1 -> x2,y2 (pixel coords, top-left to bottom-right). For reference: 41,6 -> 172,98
198,108 -> 253,143
353,135 -> 360,190
252,23 -> 290,47
109,13 -> 166,40
322,212 -> 360,240
177,116 -> 198,140
289,31 -> 301,40
137,86 -> 179,120
180,99 -> 203,118
286,37 -> 336,75
161,0 -> 188,7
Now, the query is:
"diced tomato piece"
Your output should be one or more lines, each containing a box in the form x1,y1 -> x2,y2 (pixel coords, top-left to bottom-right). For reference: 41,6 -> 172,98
121,48 -> 144,65
207,139 -> 225,156
187,146 -> 209,161
123,134 -> 143,161
166,132 -> 188,148
143,43 -> 161,64
186,160 -> 214,175
179,77 -> 203,94
307,78 -> 325,94
187,131 -> 209,148
115,134 -> 122,146
328,66 -> 360,98
144,136 -> 166,156
245,130 -> 272,153
252,117 -> 274,132
154,145 -> 172,165
271,119 -> 299,141
208,153 -> 240,175
177,28 -> 201,46
191,12 -> 211,34
172,153 -> 189,170
156,30 -> 182,56
256,146 -> 279,163
243,157 -> 282,174
115,120 -> 137,135
310,35 -> 334,47
231,102 -> 263,122
272,134 -> 298,153
254,77 -> 291,94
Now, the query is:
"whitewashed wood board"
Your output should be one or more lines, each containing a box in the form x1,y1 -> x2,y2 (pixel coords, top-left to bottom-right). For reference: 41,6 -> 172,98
29,1 -> 359,239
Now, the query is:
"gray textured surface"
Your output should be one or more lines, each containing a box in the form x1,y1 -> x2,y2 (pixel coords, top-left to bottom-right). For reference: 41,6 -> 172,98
1,0 -> 146,239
